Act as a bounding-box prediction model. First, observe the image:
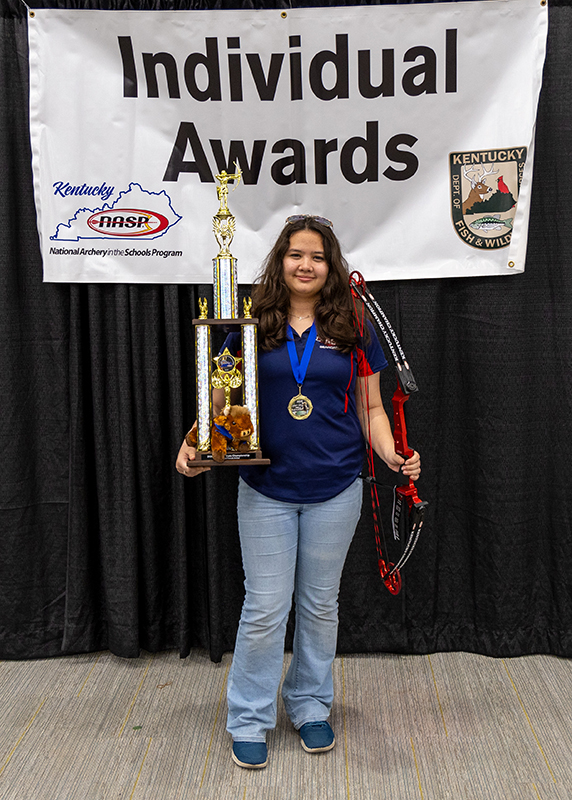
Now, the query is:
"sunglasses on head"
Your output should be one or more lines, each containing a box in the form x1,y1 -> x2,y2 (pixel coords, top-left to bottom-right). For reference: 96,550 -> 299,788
285,214 -> 333,229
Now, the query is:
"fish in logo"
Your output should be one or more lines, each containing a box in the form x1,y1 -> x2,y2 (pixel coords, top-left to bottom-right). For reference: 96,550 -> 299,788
449,148 -> 527,250
470,215 -> 513,232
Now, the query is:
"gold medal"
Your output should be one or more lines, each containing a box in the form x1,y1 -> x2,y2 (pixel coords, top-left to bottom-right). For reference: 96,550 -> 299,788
286,322 -> 316,420
288,385 -> 313,420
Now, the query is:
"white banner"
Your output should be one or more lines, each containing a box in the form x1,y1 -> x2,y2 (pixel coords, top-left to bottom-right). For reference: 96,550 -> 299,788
28,1 -> 547,284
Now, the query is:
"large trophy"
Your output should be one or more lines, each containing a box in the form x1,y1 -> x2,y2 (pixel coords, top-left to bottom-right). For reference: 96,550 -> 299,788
191,169 -> 269,465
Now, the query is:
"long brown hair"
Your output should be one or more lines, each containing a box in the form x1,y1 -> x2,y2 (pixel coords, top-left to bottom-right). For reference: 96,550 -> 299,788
252,216 -> 359,352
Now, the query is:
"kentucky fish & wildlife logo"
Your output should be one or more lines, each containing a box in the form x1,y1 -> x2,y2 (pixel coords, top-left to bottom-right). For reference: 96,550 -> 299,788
449,148 -> 526,250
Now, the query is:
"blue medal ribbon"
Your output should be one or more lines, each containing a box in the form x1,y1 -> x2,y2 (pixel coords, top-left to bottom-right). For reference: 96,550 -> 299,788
286,321 -> 317,387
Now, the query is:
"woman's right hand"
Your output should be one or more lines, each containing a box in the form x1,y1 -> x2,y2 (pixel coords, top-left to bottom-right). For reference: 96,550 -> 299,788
175,439 -> 211,477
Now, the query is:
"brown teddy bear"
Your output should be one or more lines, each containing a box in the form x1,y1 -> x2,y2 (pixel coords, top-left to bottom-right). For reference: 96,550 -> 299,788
186,405 -> 253,462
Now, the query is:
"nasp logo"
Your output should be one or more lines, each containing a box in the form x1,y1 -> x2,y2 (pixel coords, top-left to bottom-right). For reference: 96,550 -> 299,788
87,208 -> 169,237
50,183 -> 181,243
450,148 -> 527,250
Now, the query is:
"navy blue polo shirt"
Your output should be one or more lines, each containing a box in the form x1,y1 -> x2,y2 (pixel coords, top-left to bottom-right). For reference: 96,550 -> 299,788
223,321 -> 387,503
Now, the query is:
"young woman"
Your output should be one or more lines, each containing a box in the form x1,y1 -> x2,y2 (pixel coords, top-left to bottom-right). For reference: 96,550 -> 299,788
176,215 -> 421,769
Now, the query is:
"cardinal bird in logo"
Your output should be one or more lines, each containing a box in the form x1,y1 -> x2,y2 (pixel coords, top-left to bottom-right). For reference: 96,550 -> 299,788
497,175 -> 511,195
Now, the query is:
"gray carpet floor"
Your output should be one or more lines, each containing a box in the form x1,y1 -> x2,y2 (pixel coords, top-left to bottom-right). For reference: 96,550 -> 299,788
1,648 -> 570,799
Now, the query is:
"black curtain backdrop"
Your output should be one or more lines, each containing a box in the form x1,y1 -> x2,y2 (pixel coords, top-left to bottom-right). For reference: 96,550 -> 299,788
1,0 -> 571,663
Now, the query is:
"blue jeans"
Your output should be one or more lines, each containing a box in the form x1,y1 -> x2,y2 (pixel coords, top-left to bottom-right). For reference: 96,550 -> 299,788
227,477 -> 363,742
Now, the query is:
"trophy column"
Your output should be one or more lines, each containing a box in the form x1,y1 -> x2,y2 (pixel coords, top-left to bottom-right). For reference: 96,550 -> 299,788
214,254 -> 238,319
192,168 -> 269,465
194,300 -> 212,453
241,299 -> 260,451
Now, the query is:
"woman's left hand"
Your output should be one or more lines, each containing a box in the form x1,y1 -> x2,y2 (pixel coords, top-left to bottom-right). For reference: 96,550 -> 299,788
401,450 -> 421,481
385,449 -> 421,481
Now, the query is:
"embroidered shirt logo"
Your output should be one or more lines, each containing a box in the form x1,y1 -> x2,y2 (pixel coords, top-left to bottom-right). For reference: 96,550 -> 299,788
317,336 -> 339,350
450,148 -> 527,250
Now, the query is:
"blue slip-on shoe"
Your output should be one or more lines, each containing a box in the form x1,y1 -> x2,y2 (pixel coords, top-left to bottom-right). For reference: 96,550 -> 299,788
299,721 -> 336,753
232,741 -> 268,769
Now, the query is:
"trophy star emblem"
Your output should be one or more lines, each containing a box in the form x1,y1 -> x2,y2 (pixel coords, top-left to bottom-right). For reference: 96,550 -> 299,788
213,348 -> 241,374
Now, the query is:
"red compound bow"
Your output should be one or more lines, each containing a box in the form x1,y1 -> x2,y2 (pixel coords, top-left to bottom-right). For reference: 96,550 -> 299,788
350,271 -> 428,595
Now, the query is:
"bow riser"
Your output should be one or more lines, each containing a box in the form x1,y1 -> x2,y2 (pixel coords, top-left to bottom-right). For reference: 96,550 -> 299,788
392,382 -> 428,571
392,384 -> 415,461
